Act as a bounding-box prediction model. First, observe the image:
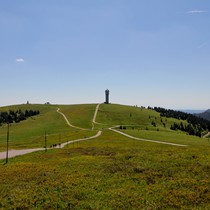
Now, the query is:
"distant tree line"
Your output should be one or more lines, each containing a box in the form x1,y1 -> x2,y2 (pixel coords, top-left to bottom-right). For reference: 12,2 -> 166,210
152,107 -> 210,137
0,109 -> 40,125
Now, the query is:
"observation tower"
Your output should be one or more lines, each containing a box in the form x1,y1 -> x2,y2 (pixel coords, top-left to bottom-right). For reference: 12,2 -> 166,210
105,89 -> 110,104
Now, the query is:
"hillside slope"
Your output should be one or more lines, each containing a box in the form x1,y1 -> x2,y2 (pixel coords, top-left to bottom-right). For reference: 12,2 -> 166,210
96,104 -> 208,146
0,104 -> 209,210
0,103 -> 207,151
96,103 -> 185,131
196,109 -> 210,121
0,104 -> 96,151
0,118 -> 209,209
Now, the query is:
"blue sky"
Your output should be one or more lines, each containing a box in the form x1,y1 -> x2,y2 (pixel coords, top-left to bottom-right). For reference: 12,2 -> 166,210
0,0 -> 210,109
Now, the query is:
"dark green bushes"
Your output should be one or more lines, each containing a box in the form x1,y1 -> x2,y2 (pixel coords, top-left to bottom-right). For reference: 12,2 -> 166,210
0,109 -> 40,125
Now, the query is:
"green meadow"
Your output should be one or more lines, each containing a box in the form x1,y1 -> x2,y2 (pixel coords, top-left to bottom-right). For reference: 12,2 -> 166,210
0,103 -> 209,209
96,103 -> 185,129
0,104 -> 97,151
58,104 -> 97,129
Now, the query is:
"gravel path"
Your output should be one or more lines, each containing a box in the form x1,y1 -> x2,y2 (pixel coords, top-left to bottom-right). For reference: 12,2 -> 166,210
109,127 -> 188,147
0,148 -> 45,160
92,103 -> 103,129
57,108 -> 89,131
0,104 -> 189,161
0,131 -> 102,160
0,105 -> 102,161
92,104 -> 101,124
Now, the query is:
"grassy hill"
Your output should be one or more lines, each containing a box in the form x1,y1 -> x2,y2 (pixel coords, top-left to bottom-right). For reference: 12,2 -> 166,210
96,103 -> 184,129
58,103 -> 97,129
0,103 -> 209,209
0,103 -> 208,149
0,104 -> 97,151
96,104 -> 210,146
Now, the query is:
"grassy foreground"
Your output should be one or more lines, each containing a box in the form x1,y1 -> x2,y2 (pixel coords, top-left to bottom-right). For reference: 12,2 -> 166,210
0,130 -> 209,209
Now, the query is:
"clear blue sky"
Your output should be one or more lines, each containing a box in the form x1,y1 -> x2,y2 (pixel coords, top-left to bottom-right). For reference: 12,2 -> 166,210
1,0 -> 210,109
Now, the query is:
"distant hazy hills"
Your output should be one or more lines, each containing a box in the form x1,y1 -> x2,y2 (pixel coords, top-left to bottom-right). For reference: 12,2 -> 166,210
179,109 -> 210,122
180,110 -> 205,114
196,109 -> 210,122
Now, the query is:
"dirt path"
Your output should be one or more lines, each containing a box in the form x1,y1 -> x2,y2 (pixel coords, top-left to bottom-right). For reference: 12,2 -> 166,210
0,106 -> 103,161
58,104 -> 102,131
203,132 -> 210,138
91,105 -> 188,147
0,148 -> 45,160
92,103 -> 103,129
0,131 -> 102,160
109,127 -> 188,147
58,130 -> 102,148
57,108 -> 89,131
0,104 -> 189,161
92,104 -> 101,124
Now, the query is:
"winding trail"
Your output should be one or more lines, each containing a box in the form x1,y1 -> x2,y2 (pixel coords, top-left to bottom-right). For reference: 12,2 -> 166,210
92,103 -> 103,129
0,131 -> 102,160
0,103 -> 189,161
91,104 -> 188,147
58,131 -> 102,148
92,103 -> 101,124
0,148 -> 45,160
109,126 -> 188,147
0,105 -> 102,160
57,108 -> 89,131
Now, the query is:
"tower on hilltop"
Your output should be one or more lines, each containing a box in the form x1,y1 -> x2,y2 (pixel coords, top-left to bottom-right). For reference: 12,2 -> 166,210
105,89 -> 110,104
